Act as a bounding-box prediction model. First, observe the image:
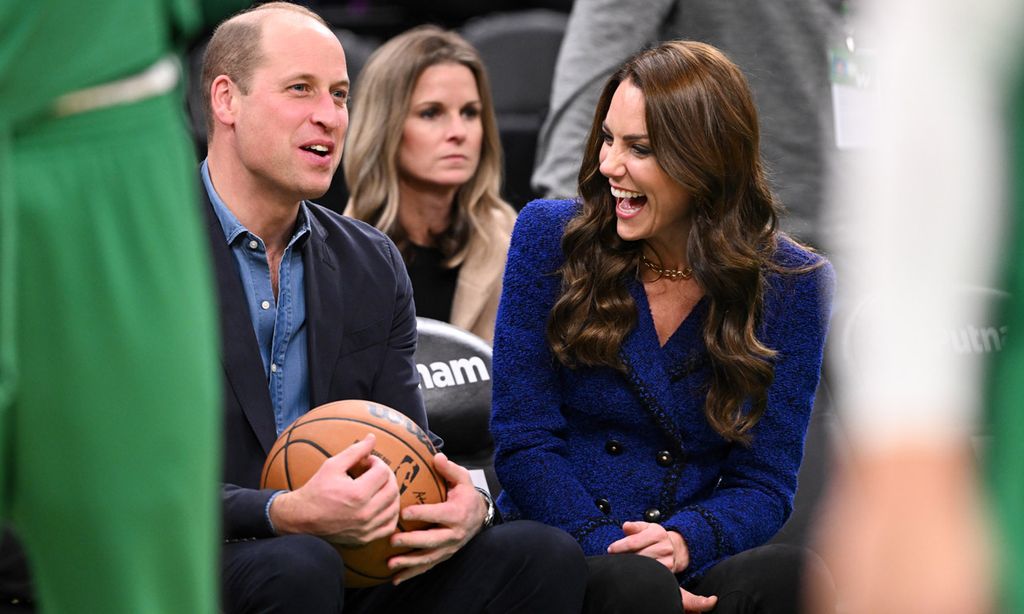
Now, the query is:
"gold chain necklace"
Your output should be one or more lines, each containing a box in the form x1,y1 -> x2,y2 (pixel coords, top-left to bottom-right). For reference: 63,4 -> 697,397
641,255 -> 693,280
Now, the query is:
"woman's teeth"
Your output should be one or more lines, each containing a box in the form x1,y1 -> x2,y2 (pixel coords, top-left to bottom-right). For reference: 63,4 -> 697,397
611,186 -> 643,199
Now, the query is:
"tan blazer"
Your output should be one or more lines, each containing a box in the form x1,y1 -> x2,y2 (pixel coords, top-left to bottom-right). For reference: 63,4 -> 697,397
449,204 -> 517,343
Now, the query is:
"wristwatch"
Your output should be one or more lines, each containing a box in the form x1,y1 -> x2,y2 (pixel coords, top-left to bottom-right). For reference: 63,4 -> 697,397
475,487 -> 497,529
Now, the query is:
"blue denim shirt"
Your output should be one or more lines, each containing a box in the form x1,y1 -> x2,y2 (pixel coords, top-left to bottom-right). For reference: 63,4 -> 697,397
202,160 -> 310,435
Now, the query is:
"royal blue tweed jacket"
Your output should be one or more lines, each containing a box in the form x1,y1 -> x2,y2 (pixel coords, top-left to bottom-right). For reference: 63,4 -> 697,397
491,200 -> 834,584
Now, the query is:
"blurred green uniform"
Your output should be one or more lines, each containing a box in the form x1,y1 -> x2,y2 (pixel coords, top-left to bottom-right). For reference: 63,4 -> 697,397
990,65 -> 1024,614
0,1 -> 241,611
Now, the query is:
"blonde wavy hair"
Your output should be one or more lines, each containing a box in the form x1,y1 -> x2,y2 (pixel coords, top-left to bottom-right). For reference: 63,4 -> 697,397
343,25 -> 509,266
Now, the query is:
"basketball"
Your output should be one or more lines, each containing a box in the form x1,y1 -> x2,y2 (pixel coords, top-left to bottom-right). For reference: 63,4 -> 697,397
261,399 -> 448,587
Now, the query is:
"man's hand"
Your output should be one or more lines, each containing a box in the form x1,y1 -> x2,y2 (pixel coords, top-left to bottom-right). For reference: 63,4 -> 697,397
607,520 -> 690,573
269,434 -> 401,545
386,453 -> 486,584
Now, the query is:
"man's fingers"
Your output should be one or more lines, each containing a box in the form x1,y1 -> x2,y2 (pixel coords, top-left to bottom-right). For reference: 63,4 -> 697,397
390,560 -> 437,586
325,488 -> 400,545
400,500 -> 454,526
390,526 -> 458,551
348,454 -> 395,493
364,479 -> 401,521
348,455 -> 374,476
388,539 -> 461,584
355,468 -> 400,535
329,434 -> 376,473
431,452 -> 471,485
362,511 -> 399,542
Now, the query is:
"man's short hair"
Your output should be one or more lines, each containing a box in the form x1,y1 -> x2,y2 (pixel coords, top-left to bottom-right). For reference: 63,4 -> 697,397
200,2 -> 332,138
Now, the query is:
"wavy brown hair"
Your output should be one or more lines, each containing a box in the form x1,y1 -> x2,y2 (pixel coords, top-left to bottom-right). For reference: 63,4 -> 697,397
343,26 -> 509,266
547,40 -> 793,443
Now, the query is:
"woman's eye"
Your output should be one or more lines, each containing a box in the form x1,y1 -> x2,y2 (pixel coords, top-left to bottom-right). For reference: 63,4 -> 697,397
632,144 -> 651,156
419,108 -> 440,119
462,106 -> 480,119
601,132 -> 613,145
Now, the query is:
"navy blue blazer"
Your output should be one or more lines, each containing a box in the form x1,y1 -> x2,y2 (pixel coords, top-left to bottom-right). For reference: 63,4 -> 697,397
202,190 -> 427,540
492,200 -> 834,584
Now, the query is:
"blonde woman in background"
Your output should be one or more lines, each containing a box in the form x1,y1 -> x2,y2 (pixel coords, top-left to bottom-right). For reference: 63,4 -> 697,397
344,25 -> 516,343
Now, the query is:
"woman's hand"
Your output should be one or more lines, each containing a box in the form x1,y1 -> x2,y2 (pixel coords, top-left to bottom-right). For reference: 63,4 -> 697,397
679,589 -> 720,609
607,520 -> 689,573
609,521 -> 717,612
681,587 -> 717,613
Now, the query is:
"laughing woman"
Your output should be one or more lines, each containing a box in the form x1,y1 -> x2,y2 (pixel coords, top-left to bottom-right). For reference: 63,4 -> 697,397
344,26 -> 516,342
491,41 -> 835,614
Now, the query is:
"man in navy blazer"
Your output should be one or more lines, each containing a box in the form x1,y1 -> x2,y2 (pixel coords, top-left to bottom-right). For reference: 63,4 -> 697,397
199,3 -> 586,613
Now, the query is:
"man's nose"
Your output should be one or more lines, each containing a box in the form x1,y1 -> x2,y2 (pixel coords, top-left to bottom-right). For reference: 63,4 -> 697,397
311,92 -> 343,130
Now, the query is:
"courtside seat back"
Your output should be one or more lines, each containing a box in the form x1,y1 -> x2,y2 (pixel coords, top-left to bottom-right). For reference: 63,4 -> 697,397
460,9 -> 569,207
414,317 -> 499,494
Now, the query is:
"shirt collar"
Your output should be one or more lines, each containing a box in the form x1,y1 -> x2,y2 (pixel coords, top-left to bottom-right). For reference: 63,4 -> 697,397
201,159 -> 311,249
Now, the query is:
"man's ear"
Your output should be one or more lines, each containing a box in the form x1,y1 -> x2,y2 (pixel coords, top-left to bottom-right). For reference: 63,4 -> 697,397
209,75 -> 240,128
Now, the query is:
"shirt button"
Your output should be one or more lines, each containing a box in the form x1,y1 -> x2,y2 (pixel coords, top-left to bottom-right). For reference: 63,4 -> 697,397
595,498 -> 611,515
261,300 -> 271,310
643,508 -> 662,523
248,240 -> 259,250
656,450 -> 674,467
270,363 -> 278,373
604,440 -> 623,455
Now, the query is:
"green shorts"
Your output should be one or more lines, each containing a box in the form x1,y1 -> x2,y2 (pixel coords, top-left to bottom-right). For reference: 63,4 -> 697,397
0,91 -> 220,613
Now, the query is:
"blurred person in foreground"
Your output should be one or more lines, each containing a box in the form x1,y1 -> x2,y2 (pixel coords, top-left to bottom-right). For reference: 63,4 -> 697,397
491,40 -> 835,614
344,26 -> 516,343
0,0 -> 243,611
810,0 -> 1024,612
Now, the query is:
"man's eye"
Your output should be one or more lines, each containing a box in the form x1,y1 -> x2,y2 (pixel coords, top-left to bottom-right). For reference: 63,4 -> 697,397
290,84 -> 310,92
332,89 -> 348,101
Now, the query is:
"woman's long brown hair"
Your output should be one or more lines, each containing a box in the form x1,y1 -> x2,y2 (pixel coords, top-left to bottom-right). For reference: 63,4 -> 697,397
547,41 -> 788,444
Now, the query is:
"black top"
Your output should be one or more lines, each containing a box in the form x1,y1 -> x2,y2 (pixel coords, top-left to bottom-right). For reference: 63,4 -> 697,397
405,243 -> 460,322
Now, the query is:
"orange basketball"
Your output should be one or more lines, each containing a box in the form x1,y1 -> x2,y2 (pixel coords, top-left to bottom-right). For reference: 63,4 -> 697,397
261,400 -> 448,587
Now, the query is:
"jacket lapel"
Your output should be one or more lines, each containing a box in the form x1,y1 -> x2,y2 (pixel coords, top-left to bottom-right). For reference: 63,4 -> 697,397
303,210 -> 344,408
619,282 -> 704,451
203,196 -> 278,454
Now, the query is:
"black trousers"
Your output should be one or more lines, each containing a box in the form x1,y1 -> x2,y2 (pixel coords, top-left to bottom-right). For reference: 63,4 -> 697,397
583,544 -> 834,614
222,520 -> 588,614
584,554 -> 683,614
